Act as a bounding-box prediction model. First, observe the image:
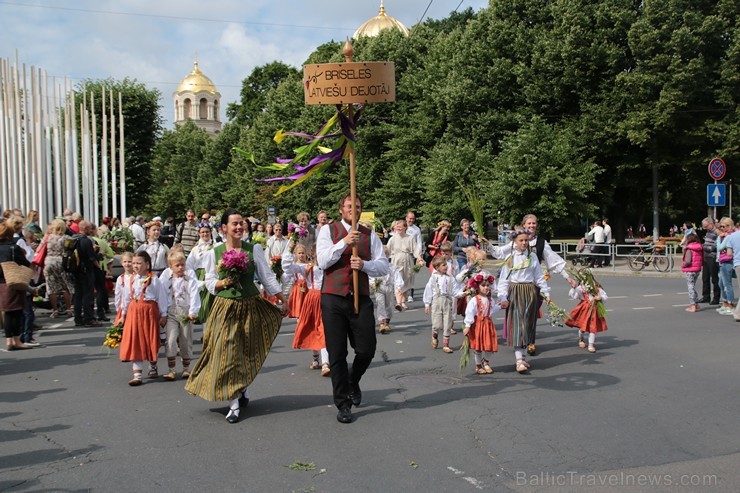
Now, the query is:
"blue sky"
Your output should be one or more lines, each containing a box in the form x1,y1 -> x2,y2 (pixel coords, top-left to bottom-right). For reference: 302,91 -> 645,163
0,0 -> 489,128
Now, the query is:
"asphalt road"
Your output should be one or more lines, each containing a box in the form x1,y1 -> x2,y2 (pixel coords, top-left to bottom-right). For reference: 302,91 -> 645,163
1,271 -> 738,492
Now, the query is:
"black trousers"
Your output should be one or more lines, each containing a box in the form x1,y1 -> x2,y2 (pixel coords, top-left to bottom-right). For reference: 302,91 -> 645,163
3,310 -> 23,337
321,294 -> 376,409
701,257 -> 720,301
73,268 -> 96,324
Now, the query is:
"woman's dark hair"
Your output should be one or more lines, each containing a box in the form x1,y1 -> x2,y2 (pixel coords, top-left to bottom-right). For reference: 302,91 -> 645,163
685,233 -> 699,244
684,221 -> 693,229
221,208 -> 251,235
133,250 -> 152,269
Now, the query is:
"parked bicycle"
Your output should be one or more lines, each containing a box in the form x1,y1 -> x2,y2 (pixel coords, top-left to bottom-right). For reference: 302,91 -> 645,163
627,241 -> 673,272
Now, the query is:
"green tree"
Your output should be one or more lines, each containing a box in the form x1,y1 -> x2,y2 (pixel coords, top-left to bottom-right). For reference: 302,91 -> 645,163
226,62 -> 300,127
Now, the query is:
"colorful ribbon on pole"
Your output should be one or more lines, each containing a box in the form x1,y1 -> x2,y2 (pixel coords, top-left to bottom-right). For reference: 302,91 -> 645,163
233,104 -> 363,196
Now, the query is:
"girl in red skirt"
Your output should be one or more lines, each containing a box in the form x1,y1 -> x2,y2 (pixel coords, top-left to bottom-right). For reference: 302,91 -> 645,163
463,271 -> 501,374
283,244 -> 309,319
285,246 -> 329,375
118,251 -> 168,385
565,277 -> 608,353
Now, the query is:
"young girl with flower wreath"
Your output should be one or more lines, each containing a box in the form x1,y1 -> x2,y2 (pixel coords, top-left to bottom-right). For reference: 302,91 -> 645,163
284,245 -> 330,375
565,273 -> 608,353
284,243 -> 310,319
118,251 -> 169,385
463,271 -> 501,375
497,230 -> 551,373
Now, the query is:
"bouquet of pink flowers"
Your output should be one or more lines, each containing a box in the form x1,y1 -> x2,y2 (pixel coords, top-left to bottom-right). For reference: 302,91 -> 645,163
287,224 -> 308,253
218,249 -> 250,289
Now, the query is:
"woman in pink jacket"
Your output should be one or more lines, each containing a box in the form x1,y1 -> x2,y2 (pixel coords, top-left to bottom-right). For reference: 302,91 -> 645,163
681,233 -> 703,312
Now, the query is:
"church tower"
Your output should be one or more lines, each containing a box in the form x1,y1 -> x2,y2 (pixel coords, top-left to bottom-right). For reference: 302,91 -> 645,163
173,58 -> 222,136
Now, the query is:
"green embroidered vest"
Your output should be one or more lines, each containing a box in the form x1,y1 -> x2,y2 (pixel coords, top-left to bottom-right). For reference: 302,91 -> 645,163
214,241 -> 259,298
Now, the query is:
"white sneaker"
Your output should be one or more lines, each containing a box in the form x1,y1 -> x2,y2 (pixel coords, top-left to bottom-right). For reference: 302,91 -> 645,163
407,295 -> 413,303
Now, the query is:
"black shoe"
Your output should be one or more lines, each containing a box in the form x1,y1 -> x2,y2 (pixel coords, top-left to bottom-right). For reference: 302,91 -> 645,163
84,321 -> 103,327
97,316 -> 111,322
336,406 -> 353,424
349,388 -> 362,407
226,409 -> 240,424
697,298 -> 710,304
709,299 -> 720,306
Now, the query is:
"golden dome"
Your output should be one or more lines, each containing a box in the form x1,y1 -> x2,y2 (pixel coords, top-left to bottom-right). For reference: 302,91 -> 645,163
353,1 -> 409,38
176,60 -> 218,94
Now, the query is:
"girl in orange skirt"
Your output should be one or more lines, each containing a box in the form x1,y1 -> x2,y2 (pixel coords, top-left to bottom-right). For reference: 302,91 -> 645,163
463,271 -> 501,375
285,246 -> 329,375
565,277 -> 608,353
118,251 -> 168,386
113,252 -> 134,326
283,244 -> 309,319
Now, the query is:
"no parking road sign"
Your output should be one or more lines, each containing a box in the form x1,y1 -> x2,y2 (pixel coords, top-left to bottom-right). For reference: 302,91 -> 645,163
708,157 -> 726,181
708,184 -> 726,206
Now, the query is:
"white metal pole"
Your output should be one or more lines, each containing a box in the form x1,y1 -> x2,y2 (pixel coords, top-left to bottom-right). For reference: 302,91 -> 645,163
118,91 -> 125,219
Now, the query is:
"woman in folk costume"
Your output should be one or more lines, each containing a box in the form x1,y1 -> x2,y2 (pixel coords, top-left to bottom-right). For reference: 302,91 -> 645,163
387,219 -> 423,308
463,271 -> 501,375
118,251 -> 169,385
186,222 -> 215,325
565,274 -> 608,353
497,230 -> 551,374
426,220 -> 451,271
283,243 -> 310,319
185,209 -> 288,424
284,246 -> 330,376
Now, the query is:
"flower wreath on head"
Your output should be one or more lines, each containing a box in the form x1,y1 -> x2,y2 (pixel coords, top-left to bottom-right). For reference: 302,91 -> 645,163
509,229 -> 531,242
468,272 -> 495,291
145,220 -> 162,230
197,220 -> 212,229
437,220 -> 451,229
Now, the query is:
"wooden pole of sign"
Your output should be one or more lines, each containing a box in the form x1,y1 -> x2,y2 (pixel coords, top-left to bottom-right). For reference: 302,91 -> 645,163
343,39 -> 360,315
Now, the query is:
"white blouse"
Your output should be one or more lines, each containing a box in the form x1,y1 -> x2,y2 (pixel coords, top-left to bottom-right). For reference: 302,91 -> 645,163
282,252 -> 323,290
487,238 -> 568,279
120,274 -> 169,317
497,251 -> 550,300
186,240 -> 214,272
114,273 -> 134,311
569,286 -> 608,302
266,236 -> 289,260
136,241 -> 170,272
464,296 -> 501,327
202,243 -> 281,297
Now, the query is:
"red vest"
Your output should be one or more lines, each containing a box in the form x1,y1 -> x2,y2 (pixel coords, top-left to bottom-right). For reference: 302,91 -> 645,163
322,221 -> 372,297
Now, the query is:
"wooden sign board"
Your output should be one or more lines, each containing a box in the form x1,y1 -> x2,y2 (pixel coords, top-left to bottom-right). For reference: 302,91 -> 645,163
304,62 -> 395,105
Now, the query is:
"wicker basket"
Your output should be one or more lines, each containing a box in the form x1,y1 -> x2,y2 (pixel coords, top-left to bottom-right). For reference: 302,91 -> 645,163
1,261 -> 33,291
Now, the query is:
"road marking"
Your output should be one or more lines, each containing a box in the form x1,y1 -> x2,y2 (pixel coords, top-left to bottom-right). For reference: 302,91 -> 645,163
42,328 -> 76,333
676,292 -> 688,295
632,307 -> 654,310
643,294 -> 663,297
47,323 -> 64,329
51,344 -> 87,347
609,296 -> 627,299
673,304 -> 690,307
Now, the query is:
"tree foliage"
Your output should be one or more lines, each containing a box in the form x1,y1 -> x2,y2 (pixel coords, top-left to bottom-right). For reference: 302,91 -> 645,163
147,2 -> 738,239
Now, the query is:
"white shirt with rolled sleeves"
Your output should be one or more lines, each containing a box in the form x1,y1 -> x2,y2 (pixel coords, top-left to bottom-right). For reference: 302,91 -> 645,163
201,243 -> 282,297
496,251 -> 551,301
568,286 -> 608,303
486,238 -> 569,280
316,219 -> 389,280
423,272 -> 465,307
119,274 -> 169,318
463,296 -> 501,328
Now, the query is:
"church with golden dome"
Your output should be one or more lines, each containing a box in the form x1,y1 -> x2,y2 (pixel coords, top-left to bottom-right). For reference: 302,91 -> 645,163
173,59 -> 222,136
354,1 -> 409,38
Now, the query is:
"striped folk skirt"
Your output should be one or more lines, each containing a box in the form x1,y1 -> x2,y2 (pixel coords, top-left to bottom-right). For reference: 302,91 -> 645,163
185,294 -> 282,402
504,283 -> 538,348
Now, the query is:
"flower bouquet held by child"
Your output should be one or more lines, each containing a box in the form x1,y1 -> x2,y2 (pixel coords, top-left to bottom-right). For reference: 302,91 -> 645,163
565,268 -> 608,353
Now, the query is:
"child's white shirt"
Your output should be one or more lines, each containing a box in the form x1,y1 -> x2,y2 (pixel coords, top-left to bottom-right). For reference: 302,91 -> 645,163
186,240 -> 214,271
464,296 -> 501,328
423,271 -> 465,307
120,274 -> 169,317
282,252 -> 323,290
370,263 -> 404,292
114,273 -> 134,311
497,250 -> 550,300
568,285 -> 608,302
160,271 -> 202,315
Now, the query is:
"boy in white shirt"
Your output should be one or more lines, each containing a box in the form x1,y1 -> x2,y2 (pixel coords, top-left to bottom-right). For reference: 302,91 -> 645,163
424,255 -> 465,353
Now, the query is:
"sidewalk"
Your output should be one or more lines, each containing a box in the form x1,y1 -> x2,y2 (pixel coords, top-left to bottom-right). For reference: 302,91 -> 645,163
579,258 -> 683,279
